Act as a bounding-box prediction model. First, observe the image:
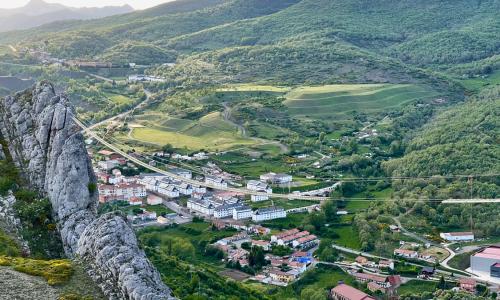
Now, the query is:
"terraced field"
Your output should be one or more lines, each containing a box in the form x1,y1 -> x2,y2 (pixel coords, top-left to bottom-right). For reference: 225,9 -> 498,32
128,112 -> 256,151
284,84 -> 440,118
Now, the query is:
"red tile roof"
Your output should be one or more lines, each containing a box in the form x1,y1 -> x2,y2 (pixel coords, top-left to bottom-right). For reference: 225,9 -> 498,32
331,284 -> 376,300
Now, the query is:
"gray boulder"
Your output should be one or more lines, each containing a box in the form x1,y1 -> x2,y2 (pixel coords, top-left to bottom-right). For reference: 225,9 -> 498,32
0,82 -> 175,299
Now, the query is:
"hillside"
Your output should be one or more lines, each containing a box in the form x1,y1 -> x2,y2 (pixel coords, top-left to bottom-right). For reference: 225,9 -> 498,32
0,0 -> 497,87
383,86 -> 500,198
0,0 -> 133,32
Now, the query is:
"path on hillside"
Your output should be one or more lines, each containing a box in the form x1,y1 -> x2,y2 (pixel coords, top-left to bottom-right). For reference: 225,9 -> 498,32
221,102 -> 289,153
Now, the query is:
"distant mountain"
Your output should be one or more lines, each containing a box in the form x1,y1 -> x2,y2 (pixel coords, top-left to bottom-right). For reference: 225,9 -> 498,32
0,0 -> 134,32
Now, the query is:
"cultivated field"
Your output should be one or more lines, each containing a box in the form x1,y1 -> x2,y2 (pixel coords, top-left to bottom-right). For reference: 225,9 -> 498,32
128,112 -> 256,151
284,84 -> 439,118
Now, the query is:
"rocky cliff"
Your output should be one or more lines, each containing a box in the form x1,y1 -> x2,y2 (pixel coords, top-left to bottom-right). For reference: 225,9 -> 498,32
0,82 -> 175,300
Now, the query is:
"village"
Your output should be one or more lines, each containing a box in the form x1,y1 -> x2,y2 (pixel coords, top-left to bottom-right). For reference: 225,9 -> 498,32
93,148 -> 311,228
90,145 -> 500,299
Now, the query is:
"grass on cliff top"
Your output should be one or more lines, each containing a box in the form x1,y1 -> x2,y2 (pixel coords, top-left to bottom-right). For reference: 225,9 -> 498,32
0,256 -> 73,285
0,229 -> 22,257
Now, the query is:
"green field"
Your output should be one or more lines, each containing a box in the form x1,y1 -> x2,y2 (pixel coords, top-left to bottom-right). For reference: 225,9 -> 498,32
284,84 -> 439,118
106,93 -> 135,105
397,280 -> 438,296
332,226 -> 362,250
460,70 -> 500,92
127,112 -> 256,151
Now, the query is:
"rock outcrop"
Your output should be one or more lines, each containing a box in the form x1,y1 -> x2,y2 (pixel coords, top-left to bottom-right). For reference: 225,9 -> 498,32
0,82 -> 175,299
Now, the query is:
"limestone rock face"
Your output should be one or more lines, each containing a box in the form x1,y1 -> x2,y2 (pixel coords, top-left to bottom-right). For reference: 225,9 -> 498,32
0,82 -> 175,300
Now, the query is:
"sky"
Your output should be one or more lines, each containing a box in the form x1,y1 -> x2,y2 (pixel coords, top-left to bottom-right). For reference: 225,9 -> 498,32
0,0 -> 174,10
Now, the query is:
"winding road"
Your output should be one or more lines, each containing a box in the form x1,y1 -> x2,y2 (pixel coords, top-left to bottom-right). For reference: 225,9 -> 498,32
221,101 -> 289,153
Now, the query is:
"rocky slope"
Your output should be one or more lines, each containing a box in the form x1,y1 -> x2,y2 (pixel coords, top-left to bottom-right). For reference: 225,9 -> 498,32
0,82 -> 175,300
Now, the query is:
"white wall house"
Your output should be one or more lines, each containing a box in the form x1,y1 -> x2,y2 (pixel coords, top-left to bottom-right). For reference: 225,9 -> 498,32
252,206 -> 286,222
260,173 -> 292,184
213,203 -> 242,219
205,176 -> 228,188
233,206 -> 253,220
247,180 -> 272,202
440,232 -> 475,242
157,183 -> 180,198
187,198 -> 215,215
177,183 -> 193,195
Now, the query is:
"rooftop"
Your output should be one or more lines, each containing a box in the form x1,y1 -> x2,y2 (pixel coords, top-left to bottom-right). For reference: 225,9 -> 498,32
474,246 -> 500,260
330,284 -> 375,300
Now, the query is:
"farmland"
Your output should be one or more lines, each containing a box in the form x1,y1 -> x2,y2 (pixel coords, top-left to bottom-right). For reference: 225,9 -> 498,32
284,84 -> 440,118
126,112 -> 257,151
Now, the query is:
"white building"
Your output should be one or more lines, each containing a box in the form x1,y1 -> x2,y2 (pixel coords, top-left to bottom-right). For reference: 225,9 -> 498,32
471,246 -> 500,281
233,205 -> 253,220
98,160 -> 119,171
292,235 -> 318,249
187,198 -> 215,215
247,180 -> 272,202
177,183 -> 193,195
440,232 -> 475,242
213,203 -> 243,219
252,206 -> 286,222
98,183 -> 146,202
205,176 -> 227,188
158,184 -> 180,198
260,172 -> 292,184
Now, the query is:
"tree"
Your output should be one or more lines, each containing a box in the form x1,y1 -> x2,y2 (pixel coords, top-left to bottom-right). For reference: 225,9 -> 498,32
323,200 -> 338,221
248,246 -> 266,269
161,143 -> 175,154
307,211 -> 326,232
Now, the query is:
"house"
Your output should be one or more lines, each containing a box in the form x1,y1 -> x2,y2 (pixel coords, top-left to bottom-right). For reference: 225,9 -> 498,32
98,183 -> 146,202
367,282 -> 386,294
458,278 -> 476,293
177,183 -> 193,195
157,184 -> 180,198
440,232 -> 474,242
213,203 -> 242,219
247,180 -> 272,202
292,235 -> 318,250
187,198 -> 215,215
271,229 -> 300,243
129,197 -> 143,206
378,260 -> 394,270
330,283 -> 376,300
492,262 -> 500,278
278,231 -> 310,246
260,172 -> 292,184
352,272 -> 387,286
147,194 -> 163,206
205,176 -> 227,188
98,160 -> 118,171
250,225 -> 271,235
105,175 -> 122,185
389,225 -> 401,232
394,248 -> 418,259
252,240 -> 271,251
233,205 -> 253,220
252,206 -> 286,222
287,261 -> 307,273
269,269 -> 296,283
355,256 -> 368,265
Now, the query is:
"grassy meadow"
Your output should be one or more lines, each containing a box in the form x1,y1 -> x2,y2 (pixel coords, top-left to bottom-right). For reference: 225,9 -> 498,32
284,84 -> 440,118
